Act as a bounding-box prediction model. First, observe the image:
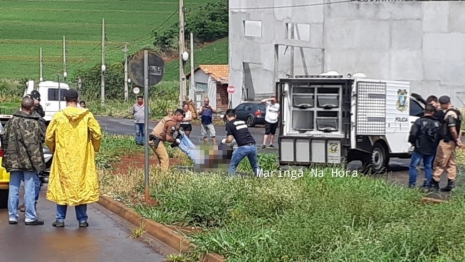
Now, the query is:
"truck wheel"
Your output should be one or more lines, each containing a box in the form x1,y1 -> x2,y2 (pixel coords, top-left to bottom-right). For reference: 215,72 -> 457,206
362,142 -> 389,174
0,189 -> 8,209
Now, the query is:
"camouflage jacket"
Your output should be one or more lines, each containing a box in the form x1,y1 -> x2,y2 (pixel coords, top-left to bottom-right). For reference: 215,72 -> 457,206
0,111 -> 46,172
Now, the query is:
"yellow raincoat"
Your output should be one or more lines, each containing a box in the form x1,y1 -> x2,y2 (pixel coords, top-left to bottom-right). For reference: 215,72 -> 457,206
45,106 -> 102,206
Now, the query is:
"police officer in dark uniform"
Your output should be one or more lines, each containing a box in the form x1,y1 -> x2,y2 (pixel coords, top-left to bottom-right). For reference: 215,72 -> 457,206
431,95 -> 462,192
223,109 -> 260,176
30,90 -> 45,118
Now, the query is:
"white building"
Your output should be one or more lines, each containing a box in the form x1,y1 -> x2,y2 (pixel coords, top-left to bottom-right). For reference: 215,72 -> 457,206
228,0 -> 465,108
187,65 -> 230,113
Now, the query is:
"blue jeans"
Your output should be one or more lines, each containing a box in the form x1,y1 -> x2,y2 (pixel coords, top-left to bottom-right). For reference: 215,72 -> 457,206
409,151 -> 434,187
56,204 -> 88,223
229,145 -> 260,176
34,174 -> 40,204
135,123 -> 145,145
8,171 -> 38,222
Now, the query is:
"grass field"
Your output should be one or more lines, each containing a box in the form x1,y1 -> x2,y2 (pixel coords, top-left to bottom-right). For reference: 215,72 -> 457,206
163,37 -> 228,81
0,0 -> 217,81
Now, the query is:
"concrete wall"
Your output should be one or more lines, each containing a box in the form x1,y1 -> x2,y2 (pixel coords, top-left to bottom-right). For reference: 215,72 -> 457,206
229,0 -> 465,108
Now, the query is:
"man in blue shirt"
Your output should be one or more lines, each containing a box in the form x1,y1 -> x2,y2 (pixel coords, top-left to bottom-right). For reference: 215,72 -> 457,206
198,98 -> 217,145
224,109 -> 260,176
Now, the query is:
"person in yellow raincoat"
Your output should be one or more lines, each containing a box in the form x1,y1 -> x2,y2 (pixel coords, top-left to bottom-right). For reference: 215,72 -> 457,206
45,89 -> 101,228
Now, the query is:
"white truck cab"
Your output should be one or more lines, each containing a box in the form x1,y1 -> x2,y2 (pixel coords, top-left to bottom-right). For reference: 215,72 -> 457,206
276,73 -> 426,174
24,80 -> 69,123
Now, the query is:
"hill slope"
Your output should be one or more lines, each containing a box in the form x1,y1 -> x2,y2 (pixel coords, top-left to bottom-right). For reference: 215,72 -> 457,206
163,38 -> 229,82
0,0 -> 215,81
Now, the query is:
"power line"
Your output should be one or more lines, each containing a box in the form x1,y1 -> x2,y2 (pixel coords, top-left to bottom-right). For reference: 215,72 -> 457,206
128,9 -> 178,45
66,9 -> 179,77
229,0 -> 352,10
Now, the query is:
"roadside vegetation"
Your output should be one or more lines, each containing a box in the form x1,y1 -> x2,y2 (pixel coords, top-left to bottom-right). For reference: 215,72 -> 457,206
97,134 -> 465,261
1,0 -> 228,118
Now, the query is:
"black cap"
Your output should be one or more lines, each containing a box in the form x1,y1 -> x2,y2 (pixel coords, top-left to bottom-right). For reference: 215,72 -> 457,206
439,95 -> 451,105
174,108 -> 185,117
30,90 -> 41,100
65,89 -> 79,100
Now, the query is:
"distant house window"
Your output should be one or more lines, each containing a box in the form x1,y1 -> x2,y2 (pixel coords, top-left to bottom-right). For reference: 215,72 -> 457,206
47,88 -> 66,101
286,23 -> 310,41
195,82 -> 207,91
243,20 -> 262,37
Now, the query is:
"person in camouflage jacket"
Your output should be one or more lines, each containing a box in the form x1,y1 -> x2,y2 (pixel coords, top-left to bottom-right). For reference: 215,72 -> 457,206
18,93 -> 46,213
1,97 -> 46,225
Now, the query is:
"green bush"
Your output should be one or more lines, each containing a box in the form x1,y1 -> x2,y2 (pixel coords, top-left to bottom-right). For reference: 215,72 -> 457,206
153,0 -> 228,51
85,81 -> 179,119
0,80 -> 23,101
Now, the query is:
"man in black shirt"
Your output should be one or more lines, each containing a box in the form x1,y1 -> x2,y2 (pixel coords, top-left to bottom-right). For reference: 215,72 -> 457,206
408,104 -> 440,189
223,109 -> 260,176
426,95 -> 445,123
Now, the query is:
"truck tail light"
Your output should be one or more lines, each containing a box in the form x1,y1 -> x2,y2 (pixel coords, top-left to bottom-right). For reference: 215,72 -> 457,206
255,110 -> 261,116
0,149 -> 4,157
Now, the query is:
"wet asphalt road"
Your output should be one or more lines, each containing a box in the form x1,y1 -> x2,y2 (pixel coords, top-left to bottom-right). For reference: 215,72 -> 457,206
96,116 -> 268,145
95,116 -> 411,173
0,188 -> 174,262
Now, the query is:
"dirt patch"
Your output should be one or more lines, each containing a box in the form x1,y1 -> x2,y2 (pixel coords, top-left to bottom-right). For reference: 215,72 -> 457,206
112,152 -> 183,174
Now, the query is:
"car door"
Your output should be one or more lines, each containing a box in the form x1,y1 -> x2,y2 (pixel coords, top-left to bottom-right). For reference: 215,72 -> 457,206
243,104 -> 253,120
409,98 -> 424,126
235,104 -> 246,120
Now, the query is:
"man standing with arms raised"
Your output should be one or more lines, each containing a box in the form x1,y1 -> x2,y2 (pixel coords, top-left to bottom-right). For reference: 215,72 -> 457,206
46,89 -> 102,227
198,98 -> 217,145
261,97 -> 280,148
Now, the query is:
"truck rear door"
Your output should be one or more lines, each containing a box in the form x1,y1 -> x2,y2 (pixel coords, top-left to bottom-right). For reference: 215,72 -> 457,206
42,88 -> 67,122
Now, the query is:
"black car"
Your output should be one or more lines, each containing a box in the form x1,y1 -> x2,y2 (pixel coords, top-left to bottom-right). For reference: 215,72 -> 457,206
224,102 -> 266,127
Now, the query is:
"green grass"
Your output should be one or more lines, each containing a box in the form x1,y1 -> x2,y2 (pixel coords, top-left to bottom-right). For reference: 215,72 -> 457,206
133,170 -> 465,262
96,133 -> 142,169
0,0 -> 217,81
97,135 -> 465,261
163,38 -> 229,81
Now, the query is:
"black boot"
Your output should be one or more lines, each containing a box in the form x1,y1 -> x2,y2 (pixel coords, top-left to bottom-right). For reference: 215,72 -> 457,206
429,179 -> 440,193
440,179 -> 455,192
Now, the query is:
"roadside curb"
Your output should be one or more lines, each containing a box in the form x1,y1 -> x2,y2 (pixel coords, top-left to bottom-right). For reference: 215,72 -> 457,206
98,195 -> 225,262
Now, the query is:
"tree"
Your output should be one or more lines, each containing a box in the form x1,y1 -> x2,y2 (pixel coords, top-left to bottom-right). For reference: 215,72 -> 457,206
152,0 -> 228,51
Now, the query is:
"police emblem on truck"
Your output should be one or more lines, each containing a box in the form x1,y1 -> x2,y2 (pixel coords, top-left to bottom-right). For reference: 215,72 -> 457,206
329,143 -> 338,153
396,89 -> 408,112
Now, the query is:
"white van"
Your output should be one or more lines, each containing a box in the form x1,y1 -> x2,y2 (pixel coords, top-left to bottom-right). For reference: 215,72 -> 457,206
23,80 -> 69,123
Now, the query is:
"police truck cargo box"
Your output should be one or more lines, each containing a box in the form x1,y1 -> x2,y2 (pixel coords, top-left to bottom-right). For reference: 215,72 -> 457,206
276,73 -> 426,173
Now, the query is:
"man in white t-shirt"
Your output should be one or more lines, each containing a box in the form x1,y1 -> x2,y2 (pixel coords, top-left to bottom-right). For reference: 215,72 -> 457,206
261,97 -> 280,148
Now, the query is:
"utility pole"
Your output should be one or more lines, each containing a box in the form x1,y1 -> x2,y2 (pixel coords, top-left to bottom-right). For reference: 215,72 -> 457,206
39,47 -> 43,82
178,0 -> 186,107
101,18 -> 106,106
290,23 -> 295,77
123,42 -> 129,102
63,35 -> 67,82
190,32 -> 194,101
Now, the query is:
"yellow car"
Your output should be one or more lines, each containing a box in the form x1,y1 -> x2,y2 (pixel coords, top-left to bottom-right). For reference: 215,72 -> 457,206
0,147 -> 9,208
0,123 -> 9,208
